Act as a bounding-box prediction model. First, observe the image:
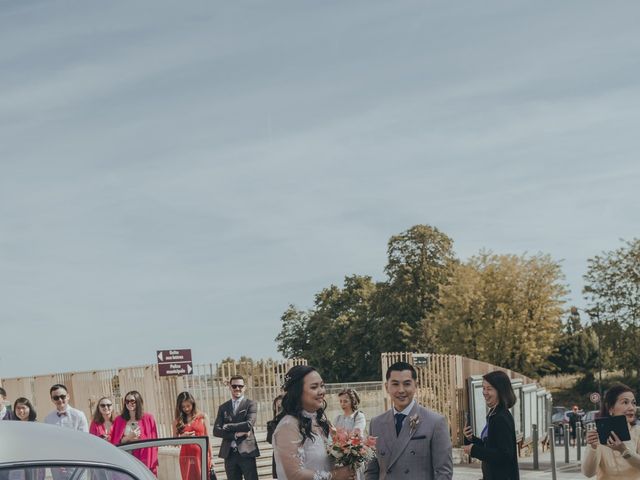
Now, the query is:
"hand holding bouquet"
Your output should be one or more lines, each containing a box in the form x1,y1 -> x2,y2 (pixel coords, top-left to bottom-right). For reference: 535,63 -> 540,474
327,427 -> 377,469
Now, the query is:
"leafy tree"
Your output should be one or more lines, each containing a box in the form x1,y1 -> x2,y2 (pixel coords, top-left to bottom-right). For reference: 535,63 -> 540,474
584,239 -> 640,326
428,262 -> 485,359
583,239 -> 640,376
275,305 -> 310,359
547,307 -> 598,375
434,251 -> 567,377
276,276 -> 380,382
380,225 -> 456,352
306,275 -> 379,381
275,224 -> 571,381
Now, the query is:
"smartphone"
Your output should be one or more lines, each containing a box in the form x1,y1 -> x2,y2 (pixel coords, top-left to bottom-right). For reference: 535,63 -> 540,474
463,411 -> 472,445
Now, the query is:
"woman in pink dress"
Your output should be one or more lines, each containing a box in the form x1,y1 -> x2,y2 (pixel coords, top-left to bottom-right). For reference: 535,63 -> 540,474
110,390 -> 159,476
89,396 -> 115,441
172,391 -> 212,480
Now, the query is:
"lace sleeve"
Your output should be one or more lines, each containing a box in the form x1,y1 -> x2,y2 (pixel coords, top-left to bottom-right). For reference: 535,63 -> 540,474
354,412 -> 366,434
273,416 -> 333,480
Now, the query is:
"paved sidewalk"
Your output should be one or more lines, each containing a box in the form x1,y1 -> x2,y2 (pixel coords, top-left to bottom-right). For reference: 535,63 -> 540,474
453,443 -> 587,480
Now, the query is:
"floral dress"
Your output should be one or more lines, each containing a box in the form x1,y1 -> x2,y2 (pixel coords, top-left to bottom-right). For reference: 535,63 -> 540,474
273,413 -> 333,480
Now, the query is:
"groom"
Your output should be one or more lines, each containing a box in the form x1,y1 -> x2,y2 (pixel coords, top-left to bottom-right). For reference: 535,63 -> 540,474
365,361 -> 453,480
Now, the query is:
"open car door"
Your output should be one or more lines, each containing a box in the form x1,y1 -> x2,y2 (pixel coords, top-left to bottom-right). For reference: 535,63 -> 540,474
118,436 -> 210,480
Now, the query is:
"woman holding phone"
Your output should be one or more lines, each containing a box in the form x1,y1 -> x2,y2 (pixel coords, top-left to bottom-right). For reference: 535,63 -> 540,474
172,391 -> 212,480
111,390 -> 159,476
582,383 -> 640,479
463,370 -> 519,480
89,396 -> 115,441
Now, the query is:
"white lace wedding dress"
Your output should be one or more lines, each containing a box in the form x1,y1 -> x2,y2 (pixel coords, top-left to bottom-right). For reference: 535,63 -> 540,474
273,412 -> 333,480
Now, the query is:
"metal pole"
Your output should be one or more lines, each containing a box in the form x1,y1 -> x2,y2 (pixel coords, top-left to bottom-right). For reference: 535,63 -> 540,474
532,424 -> 539,470
576,422 -> 582,461
564,424 -> 570,463
549,426 -> 557,480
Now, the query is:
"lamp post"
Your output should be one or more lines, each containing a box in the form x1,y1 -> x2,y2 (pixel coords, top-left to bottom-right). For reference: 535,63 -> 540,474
588,306 -> 603,399
572,306 -> 603,403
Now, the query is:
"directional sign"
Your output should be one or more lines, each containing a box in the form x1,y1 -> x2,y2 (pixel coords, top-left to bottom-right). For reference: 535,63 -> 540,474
590,392 -> 601,404
157,349 -> 193,377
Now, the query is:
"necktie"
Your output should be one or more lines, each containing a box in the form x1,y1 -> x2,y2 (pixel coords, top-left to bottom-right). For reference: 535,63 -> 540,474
395,413 -> 406,436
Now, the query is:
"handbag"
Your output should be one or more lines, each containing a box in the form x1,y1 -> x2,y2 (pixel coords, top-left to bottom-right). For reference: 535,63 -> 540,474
209,467 -> 217,480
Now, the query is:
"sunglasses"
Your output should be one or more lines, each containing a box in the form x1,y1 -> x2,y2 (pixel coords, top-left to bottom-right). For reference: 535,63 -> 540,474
230,385 -> 245,390
52,395 -> 67,401
125,399 -> 137,404
99,403 -> 113,408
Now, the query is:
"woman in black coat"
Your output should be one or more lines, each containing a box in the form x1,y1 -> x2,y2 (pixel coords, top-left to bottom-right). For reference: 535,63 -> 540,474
463,370 -> 520,480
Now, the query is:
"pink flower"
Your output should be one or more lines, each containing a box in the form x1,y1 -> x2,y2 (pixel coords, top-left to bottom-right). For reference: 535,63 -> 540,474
335,428 -> 349,444
365,436 -> 377,448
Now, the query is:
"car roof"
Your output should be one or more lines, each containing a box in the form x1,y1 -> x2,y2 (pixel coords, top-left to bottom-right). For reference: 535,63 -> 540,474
0,421 -> 152,477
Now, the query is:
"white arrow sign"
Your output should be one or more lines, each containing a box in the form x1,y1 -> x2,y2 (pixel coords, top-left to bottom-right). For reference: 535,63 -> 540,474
158,351 -> 163,362
187,364 -> 193,374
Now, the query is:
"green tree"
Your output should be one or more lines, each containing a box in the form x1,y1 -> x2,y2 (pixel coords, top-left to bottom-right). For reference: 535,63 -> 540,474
380,225 -> 456,352
547,307 -> 598,375
275,305 -> 310,359
434,251 -> 567,377
429,262 -> 486,359
583,239 -> 640,376
275,276 -> 380,382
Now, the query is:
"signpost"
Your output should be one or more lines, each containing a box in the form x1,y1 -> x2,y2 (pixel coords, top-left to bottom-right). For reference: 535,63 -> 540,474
157,349 -> 193,377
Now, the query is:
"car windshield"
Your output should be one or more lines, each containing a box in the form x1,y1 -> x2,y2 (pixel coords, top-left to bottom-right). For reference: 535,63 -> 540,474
0,466 -> 138,480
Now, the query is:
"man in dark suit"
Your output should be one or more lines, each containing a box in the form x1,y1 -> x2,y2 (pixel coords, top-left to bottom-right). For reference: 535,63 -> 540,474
365,362 -> 453,480
213,375 -> 260,480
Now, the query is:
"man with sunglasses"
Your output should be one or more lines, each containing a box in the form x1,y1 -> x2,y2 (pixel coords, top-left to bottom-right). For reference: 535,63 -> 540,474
213,375 -> 260,480
44,384 -> 89,480
44,384 -> 89,432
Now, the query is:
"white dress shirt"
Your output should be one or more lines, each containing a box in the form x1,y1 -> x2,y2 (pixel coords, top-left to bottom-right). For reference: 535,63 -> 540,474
44,405 -> 89,432
392,399 -> 416,431
232,395 -> 244,414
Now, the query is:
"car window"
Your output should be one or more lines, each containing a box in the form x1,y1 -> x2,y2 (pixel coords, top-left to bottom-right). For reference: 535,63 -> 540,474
0,466 -> 138,480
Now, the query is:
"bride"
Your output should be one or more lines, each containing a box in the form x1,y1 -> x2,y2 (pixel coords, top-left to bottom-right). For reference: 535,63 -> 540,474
273,365 -> 355,480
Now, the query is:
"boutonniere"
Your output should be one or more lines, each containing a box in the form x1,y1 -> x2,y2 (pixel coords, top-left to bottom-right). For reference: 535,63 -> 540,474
409,414 -> 420,434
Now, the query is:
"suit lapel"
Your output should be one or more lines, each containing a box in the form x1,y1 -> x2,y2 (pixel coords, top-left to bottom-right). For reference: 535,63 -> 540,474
388,403 -> 419,468
233,399 -> 247,419
223,400 -> 234,421
382,410 -> 397,446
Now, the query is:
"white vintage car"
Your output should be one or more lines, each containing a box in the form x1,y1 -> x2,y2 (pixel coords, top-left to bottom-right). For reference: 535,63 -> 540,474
0,421 -> 210,480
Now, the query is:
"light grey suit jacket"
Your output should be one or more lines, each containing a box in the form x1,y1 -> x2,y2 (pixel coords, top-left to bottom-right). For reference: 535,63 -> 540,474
364,403 -> 453,480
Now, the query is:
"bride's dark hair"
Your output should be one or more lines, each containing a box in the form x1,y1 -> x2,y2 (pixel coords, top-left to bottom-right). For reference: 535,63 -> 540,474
275,365 -> 330,444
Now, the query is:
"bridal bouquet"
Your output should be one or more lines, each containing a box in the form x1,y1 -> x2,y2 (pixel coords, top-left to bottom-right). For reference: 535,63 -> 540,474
327,427 -> 377,468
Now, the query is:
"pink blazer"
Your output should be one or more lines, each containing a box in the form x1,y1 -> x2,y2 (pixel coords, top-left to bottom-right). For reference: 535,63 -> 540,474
89,421 -> 112,441
110,413 -> 159,475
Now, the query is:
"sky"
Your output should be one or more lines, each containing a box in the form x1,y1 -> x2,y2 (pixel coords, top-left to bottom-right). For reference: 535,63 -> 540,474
1,1 -> 639,379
